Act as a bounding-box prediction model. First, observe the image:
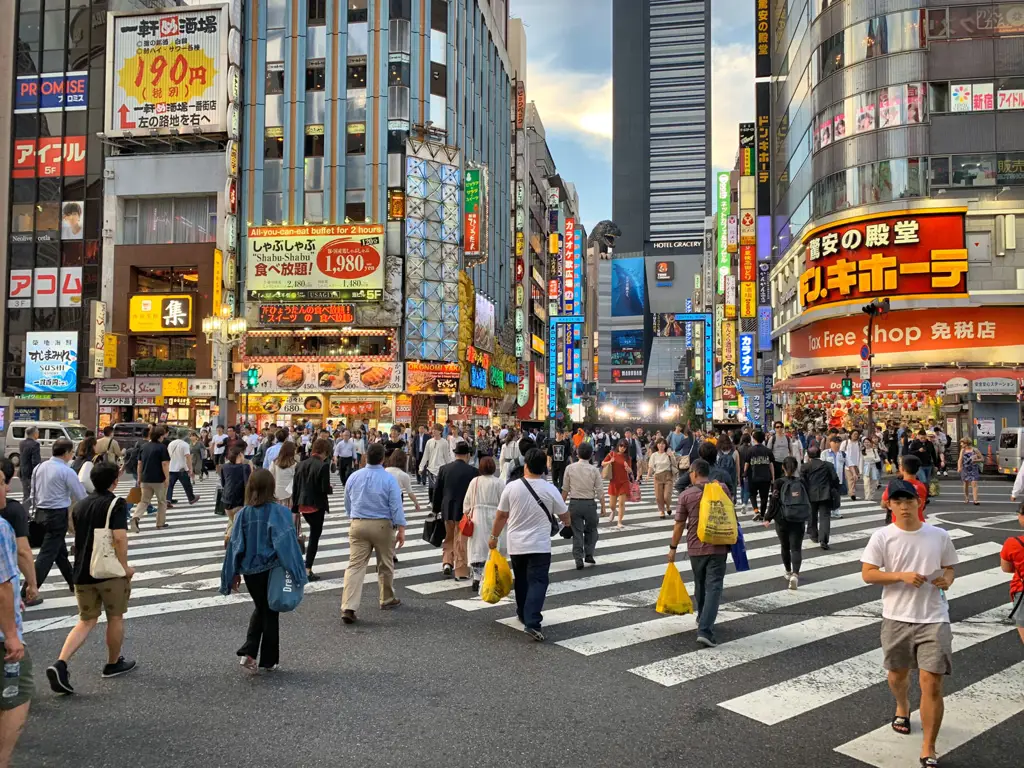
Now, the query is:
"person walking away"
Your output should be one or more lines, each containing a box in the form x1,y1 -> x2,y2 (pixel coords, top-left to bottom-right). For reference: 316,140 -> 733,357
593,428 -> 610,465
0,462 -> 38,610
219,447 -> 251,547
419,424 -> 454,503
881,455 -> 928,525
488,449 -> 569,641
243,427 -> 259,462
340,443 -> 406,623
261,429 -> 288,470
220,469 -> 307,672
506,437 -> 534,482
715,435 -> 740,502
271,441 -> 300,550
909,430 -> 937,491
189,432 -> 205,481
602,440 -> 633,530
804,446 -> 841,549
668,459 -> 730,648
72,437 -> 98,494
562,442 -> 605,569
744,430 -> 775,522
290,439 -> 332,582
17,427 -> 41,511
768,421 -> 793,480
45,462 -> 136,694
736,434 -> 753,513
385,448 -> 421,565
861,479 -> 957,768
132,426 -> 171,533
821,437 -> 847,520
0,512 -> 30,767
94,426 -> 123,467
432,441 -> 479,579
463,456 -> 506,592
763,457 -> 811,589
861,436 -> 881,502
166,432 -> 200,506
646,439 -> 674,519
957,438 -> 982,505
842,429 -> 863,501
31,439 -> 87,592
546,427 -> 574,490
999,503 -> 1024,644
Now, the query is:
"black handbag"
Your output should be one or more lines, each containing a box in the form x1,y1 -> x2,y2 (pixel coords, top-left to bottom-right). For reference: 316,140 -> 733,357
520,478 -> 562,537
421,512 -> 446,547
214,487 -> 226,516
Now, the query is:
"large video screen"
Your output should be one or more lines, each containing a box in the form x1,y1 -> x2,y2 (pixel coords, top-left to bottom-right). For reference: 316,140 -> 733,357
611,257 -> 646,316
611,330 -> 645,367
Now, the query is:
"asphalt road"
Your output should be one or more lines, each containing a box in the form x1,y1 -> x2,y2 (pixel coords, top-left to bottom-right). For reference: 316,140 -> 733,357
14,472 -> 1023,768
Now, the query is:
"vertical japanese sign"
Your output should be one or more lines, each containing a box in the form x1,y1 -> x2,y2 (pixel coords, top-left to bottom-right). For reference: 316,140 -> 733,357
89,300 -> 107,379
755,0 -> 771,78
562,217 -> 576,314
464,168 -> 481,258
716,172 -> 730,293
724,275 -> 737,319
764,374 -> 775,418
685,298 -> 693,350
756,81 -> 772,216
722,321 -> 738,401
739,333 -> 755,378
739,122 -> 755,176
758,306 -> 773,351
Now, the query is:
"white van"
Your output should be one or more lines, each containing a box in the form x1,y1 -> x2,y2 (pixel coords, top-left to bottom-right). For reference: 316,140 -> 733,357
2,421 -> 88,467
997,427 -> 1024,476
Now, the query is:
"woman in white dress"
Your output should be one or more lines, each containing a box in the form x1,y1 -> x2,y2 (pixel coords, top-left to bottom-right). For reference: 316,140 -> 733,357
498,432 -> 522,480
463,455 -> 506,593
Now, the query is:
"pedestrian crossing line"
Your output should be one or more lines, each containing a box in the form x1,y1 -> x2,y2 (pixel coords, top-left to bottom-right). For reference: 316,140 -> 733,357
719,605 -> 1016,726
833,659 -> 1024,768
628,567 -> 1009,688
22,587 -> 188,613
970,514 -> 1018,526
449,519 -> 894,613
551,535 -> 983,654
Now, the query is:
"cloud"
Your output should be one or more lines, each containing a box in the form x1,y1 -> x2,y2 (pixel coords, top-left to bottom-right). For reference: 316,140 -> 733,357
711,0 -> 756,45
524,59 -> 612,156
711,43 -> 756,171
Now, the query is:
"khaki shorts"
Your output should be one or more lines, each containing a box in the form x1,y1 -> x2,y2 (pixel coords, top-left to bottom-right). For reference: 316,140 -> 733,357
880,619 -> 953,675
0,644 -> 33,711
75,578 -> 131,621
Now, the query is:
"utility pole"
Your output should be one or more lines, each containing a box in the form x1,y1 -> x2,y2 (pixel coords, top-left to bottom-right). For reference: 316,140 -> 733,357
862,298 -> 890,431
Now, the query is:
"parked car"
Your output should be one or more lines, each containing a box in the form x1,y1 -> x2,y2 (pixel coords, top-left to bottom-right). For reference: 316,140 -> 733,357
112,422 -> 191,451
997,427 -> 1024,477
2,420 -> 88,467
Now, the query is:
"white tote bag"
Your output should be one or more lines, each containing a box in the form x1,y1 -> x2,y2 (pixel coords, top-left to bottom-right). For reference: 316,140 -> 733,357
90,498 -> 127,579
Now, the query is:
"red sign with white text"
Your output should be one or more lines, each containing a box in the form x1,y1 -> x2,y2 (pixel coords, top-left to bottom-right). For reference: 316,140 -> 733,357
740,245 -> 756,282
12,136 -> 86,178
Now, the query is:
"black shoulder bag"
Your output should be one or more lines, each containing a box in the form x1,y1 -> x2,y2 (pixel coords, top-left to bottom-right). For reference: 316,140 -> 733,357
520,478 -> 562,537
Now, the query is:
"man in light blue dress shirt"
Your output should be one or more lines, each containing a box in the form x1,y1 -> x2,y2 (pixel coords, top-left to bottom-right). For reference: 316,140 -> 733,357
30,439 -> 87,592
262,428 -> 288,469
340,443 -> 406,624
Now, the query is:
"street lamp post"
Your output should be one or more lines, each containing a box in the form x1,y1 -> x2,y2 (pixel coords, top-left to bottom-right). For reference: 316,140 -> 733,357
862,298 -> 890,431
201,307 -> 248,427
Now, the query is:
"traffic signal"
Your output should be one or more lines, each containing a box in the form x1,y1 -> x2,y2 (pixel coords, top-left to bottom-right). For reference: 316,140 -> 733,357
246,366 -> 259,390
841,377 -> 853,397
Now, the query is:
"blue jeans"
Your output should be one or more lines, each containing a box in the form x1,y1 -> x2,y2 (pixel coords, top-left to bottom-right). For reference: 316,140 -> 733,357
690,553 -> 728,639
741,478 -> 750,505
510,552 -> 552,631
917,466 -> 933,485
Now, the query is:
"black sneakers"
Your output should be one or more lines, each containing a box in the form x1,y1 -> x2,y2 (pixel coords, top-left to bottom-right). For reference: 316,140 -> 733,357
102,657 -> 138,678
46,660 -> 74,694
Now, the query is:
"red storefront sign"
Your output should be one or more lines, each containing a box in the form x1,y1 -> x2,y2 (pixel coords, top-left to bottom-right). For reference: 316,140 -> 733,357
799,209 -> 968,313
12,136 -> 86,178
739,245 -> 756,282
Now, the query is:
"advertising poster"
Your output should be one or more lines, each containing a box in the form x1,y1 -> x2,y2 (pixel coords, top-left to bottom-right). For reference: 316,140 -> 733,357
611,257 -> 646,316
106,8 -> 227,134
249,361 -> 403,393
464,168 -> 481,257
474,293 -> 495,352
25,331 -> 78,393
611,330 -> 644,367
61,201 -> 84,240
246,224 -> 385,299
653,314 -> 686,337
15,72 -> 88,113
406,362 -> 461,394
12,136 -> 86,178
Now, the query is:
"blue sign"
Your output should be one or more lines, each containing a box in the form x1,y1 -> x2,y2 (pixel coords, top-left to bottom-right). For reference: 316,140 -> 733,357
763,374 -> 774,416
470,365 -> 487,390
12,407 -> 40,422
15,72 -> 88,113
757,306 -> 773,351
739,333 -> 755,378
861,380 -> 872,396
24,331 -> 78,393
548,320 -> 558,418
860,345 -> 870,361
669,312 -> 713,421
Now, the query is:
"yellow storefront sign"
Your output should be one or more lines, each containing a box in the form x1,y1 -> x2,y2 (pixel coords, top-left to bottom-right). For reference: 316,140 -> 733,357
103,334 -> 118,368
162,378 -> 188,398
129,294 -> 193,333
213,249 -> 223,314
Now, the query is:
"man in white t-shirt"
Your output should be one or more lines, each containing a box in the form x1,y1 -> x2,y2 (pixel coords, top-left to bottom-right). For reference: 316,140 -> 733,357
211,425 -> 228,466
243,427 -> 259,460
861,479 -> 958,768
489,449 -> 569,642
166,434 -> 200,505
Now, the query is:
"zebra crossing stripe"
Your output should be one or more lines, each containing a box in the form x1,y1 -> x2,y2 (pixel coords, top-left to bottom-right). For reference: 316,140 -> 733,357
553,534 -> 981,654
720,604 -> 1016,725
833,659 -> 1024,768
628,565 -> 1009,687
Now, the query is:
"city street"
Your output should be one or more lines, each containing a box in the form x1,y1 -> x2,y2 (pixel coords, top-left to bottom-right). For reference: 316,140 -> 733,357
16,473 -> 1022,768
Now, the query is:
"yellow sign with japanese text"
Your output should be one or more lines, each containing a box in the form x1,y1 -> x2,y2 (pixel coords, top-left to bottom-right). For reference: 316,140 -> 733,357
128,294 -> 194,333
162,378 -> 187,398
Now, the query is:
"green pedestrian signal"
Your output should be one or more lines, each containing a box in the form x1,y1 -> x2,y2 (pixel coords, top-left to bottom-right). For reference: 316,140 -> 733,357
841,377 -> 853,397
246,366 -> 259,390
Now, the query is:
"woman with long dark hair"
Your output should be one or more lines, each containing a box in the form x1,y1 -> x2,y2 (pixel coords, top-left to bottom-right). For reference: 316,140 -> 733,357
291,438 -> 332,581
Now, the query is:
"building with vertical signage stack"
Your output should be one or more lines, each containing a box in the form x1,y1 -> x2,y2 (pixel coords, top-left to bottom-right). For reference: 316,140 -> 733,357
766,0 -> 1024,457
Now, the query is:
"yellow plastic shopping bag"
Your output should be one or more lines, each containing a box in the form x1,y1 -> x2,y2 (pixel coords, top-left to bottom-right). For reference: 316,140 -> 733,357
480,548 -> 513,604
655,563 -> 694,616
697,481 -> 738,545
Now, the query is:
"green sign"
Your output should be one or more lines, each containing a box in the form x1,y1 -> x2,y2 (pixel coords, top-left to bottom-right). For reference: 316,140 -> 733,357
464,168 -> 481,256
716,171 -> 730,294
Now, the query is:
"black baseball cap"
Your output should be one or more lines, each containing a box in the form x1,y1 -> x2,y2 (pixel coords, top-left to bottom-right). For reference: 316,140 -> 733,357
887,479 -> 920,500
453,441 -> 471,455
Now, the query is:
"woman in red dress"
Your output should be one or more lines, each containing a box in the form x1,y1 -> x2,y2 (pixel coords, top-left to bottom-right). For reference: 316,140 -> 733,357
602,439 -> 634,530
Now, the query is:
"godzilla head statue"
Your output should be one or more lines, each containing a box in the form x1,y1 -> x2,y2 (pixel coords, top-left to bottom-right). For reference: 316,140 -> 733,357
587,220 -> 621,256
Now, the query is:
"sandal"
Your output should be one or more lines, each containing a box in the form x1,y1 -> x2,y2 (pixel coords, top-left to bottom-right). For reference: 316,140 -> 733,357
920,758 -> 939,768
891,716 -> 911,735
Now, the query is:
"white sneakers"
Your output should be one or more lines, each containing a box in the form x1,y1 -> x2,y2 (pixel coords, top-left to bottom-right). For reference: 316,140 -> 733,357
788,573 -> 799,590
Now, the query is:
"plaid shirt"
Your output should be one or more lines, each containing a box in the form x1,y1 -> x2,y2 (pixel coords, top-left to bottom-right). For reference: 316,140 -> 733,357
0,518 -> 22,642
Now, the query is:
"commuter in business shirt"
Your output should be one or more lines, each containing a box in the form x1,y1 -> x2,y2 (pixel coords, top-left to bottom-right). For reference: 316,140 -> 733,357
31,439 -> 87,591
333,429 -> 356,485
340,443 -> 406,624
561,442 -> 606,569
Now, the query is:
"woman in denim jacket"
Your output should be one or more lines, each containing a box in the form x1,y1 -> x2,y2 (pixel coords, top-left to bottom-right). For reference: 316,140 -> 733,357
220,469 -> 307,672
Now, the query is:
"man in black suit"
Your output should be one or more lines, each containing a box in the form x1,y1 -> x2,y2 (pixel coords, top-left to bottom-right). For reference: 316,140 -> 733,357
411,425 -> 429,484
18,427 -> 41,510
432,441 -> 479,580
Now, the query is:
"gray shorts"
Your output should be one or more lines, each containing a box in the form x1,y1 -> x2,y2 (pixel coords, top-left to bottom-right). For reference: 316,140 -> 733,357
1012,593 -> 1024,628
880,619 -> 953,675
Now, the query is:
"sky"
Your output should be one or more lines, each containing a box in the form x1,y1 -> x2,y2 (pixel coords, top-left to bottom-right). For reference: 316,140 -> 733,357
510,0 -> 755,233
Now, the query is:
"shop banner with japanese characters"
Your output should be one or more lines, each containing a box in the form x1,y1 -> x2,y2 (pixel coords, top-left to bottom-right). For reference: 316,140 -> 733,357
106,8 -> 228,135
246,361 -> 403,393
246,224 -> 385,299
406,361 -> 461,394
24,331 -> 78,393
258,303 -> 355,325
799,210 -> 967,313
787,306 -> 1023,374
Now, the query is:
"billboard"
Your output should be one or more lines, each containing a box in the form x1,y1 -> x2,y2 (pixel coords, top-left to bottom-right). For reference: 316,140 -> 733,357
12,137 -> 87,178
106,8 -> 228,135
258,304 -> 355,325
129,294 -> 193,332
611,330 -> 644,367
474,293 -> 495,352
653,314 -> 686,337
611,257 -> 646,316
248,361 -> 403,393
61,201 -> 84,240
15,72 -> 88,113
406,361 -> 461,394
756,81 -> 771,215
25,331 -> 78,393
9,268 -> 82,309
755,0 -> 771,78
246,224 -> 385,299
716,172 -> 730,292
464,168 -> 482,258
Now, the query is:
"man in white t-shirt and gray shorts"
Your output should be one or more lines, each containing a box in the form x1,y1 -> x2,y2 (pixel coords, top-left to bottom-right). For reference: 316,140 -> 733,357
861,478 -> 958,768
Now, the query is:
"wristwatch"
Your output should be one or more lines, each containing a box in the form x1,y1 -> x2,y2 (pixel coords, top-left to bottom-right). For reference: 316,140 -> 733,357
668,545 -> 677,550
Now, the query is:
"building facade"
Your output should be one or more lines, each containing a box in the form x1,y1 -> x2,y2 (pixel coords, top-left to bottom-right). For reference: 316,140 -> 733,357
768,0 -> 1024,453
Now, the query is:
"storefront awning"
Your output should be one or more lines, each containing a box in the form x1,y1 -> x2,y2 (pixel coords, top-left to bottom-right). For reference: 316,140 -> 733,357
774,368 -> 1024,393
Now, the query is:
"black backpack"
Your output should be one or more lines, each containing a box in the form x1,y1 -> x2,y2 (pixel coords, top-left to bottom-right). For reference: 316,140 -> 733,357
507,457 -> 526,483
780,478 -> 811,522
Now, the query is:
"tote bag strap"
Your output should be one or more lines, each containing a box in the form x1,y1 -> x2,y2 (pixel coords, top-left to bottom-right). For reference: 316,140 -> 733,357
103,497 -> 118,530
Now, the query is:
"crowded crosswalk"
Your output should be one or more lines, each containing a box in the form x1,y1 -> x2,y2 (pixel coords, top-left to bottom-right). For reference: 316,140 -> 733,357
20,471 -> 1021,766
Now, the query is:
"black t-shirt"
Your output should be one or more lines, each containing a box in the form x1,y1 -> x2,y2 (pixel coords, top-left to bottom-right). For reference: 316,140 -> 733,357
73,491 -> 128,585
384,438 -> 406,457
547,439 -> 574,467
0,500 -> 28,539
139,441 -> 171,483
746,444 -> 775,483
910,439 -> 937,467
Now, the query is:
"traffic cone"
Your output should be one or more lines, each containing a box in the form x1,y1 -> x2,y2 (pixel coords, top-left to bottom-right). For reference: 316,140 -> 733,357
984,443 -> 997,474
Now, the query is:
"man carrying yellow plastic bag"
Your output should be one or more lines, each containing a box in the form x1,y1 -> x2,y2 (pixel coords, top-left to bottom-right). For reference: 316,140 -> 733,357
480,549 -> 513,603
667,458 -> 736,648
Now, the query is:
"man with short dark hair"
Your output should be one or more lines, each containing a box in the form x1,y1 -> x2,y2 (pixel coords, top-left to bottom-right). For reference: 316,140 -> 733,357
211,425 -> 228,466
166,431 -> 199,506
46,461 -> 136,694
30,439 -> 87,592
546,427 -> 574,490
133,426 -> 170,532
432,441 -> 479,580
94,425 -> 122,466
745,430 -> 775,521
17,427 -> 41,510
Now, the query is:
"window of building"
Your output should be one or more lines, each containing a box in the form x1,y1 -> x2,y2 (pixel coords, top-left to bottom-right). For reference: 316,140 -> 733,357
348,64 -> 367,89
263,193 -> 283,225
345,199 -> 367,223
306,65 -> 325,91
308,0 -> 326,25
135,267 -> 200,293
265,135 -> 284,160
348,88 -> 367,121
430,62 -> 447,97
387,129 -> 408,154
348,0 -> 368,23
305,134 -> 325,157
929,82 -> 950,113
304,192 -> 324,224
389,18 -> 411,55
951,154 -> 997,186
307,25 -> 327,60
266,65 -> 285,95
305,156 -> 324,191
11,204 -> 34,234
930,156 -> 951,186
36,201 -> 59,234
391,0 -> 412,20
305,91 -> 326,124
389,61 -> 410,87
267,28 -> 284,61
432,0 -> 449,32
120,197 -> 216,245
347,160 -> 366,190
927,8 -> 948,38
266,94 -> 284,127
135,336 -> 197,362
264,159 -> 283,194
347,132 -> 366,155
430,94 -> 447,129
267,0 -> 287,29
388,85 -> 410,121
